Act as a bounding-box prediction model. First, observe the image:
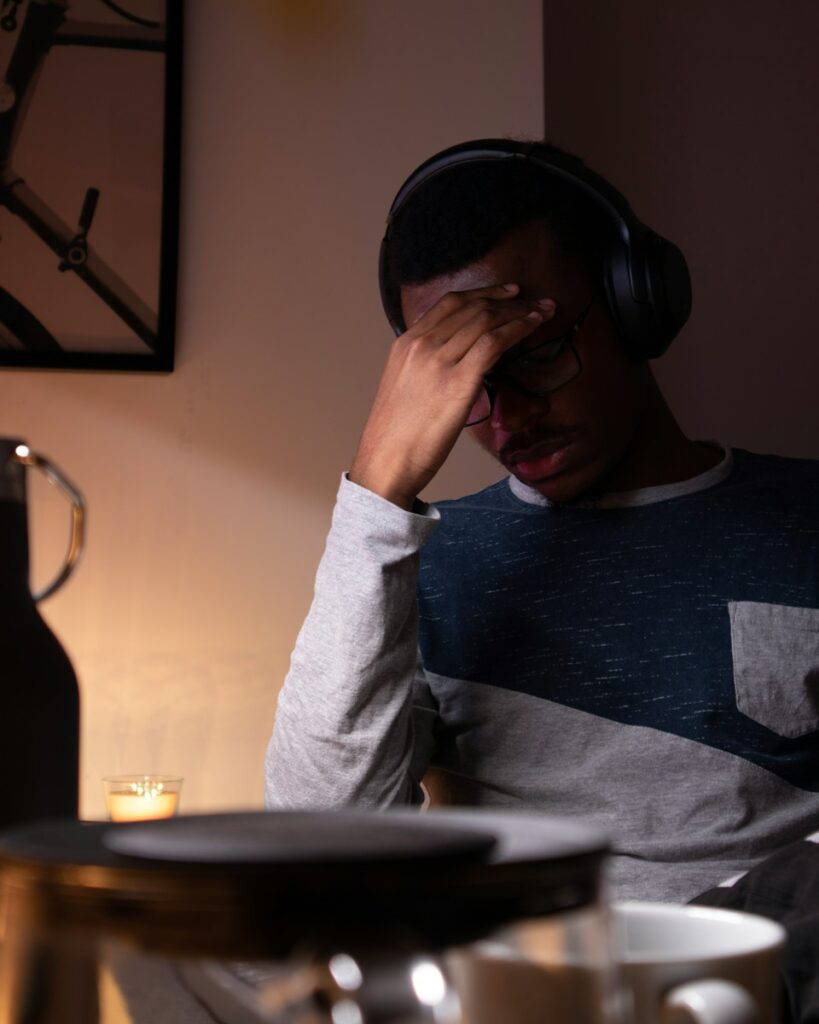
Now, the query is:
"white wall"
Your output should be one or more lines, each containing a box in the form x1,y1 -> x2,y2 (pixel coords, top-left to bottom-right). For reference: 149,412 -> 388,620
0,0 -> 544,818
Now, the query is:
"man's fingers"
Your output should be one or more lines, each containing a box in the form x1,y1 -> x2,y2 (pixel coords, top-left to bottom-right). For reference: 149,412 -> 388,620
408,295 -> 555,357
457,308 -> 549,375
439,296 -> 555,364
405,283 -> 521,330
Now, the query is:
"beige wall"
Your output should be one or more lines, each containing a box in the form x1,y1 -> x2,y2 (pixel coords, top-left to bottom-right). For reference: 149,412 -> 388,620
543,0 -> 819,459
0,1 -> 544,818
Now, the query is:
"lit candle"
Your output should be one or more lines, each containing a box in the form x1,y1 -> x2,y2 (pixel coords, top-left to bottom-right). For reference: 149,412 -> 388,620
103,776 -> 182,822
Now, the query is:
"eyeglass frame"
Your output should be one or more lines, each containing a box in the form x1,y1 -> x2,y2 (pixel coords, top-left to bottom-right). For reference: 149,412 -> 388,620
465,292 -> 599,427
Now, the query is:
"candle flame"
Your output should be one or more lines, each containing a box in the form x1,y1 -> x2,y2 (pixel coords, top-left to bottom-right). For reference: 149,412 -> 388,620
129,778 -> 166,800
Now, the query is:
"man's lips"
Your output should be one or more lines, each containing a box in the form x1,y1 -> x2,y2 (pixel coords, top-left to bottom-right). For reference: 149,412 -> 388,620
503,436 -> 572,465
502,437 -> 574,481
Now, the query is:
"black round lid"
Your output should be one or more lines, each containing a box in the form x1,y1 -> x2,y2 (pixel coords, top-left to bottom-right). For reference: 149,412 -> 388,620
103,810 -> 497,865
0,808 -> 608,958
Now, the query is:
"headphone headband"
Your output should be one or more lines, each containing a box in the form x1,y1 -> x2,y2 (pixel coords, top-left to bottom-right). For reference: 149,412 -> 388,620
379,138 -> 691,360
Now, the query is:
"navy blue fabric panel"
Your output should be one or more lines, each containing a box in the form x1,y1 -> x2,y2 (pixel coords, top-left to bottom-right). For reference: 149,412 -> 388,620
417,450 -> 819,790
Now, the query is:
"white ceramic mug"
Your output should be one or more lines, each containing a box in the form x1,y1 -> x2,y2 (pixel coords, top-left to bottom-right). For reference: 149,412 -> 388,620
612,901 -> 785,1024
447,901 -> 785,1024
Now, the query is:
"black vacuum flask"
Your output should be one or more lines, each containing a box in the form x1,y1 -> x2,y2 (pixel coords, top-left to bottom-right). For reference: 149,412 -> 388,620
0,438 -> 85,828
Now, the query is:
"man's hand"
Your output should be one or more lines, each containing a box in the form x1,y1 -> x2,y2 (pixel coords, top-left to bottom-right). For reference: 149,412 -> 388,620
349,284 -> 556,509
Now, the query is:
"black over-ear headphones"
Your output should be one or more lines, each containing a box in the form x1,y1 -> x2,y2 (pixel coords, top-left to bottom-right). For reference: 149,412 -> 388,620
378,139 -> 691,360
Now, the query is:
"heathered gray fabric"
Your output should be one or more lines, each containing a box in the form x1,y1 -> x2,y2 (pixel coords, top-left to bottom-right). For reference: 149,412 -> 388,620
265,477 -> 438,808
265,468 -> 819,902
419,672 -> 819,902
729,600 -> 819,738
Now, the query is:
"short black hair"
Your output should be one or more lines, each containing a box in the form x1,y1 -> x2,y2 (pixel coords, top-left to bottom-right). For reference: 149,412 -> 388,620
382,140 -> 612,330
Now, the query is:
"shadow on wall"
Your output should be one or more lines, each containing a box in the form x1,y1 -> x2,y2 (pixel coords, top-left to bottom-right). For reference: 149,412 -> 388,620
543,0 -> 819,458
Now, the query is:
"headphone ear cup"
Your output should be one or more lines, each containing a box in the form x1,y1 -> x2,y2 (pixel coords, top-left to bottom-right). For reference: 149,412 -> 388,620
645,233 -> 692,357
603,232 -> 691,360
603,238 -> 648,360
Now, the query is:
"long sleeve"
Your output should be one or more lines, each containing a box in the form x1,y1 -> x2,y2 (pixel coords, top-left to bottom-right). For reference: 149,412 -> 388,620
265,474 -> 441,809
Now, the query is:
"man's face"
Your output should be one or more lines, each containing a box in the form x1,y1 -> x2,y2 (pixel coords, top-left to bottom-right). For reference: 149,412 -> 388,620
400,220 -> 652,503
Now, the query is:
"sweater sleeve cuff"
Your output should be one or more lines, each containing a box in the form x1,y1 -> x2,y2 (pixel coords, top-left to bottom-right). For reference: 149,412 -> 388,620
337,472 -> 440,543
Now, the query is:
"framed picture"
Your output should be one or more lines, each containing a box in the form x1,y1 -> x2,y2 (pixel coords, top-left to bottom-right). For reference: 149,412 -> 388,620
0,0 -> 182,371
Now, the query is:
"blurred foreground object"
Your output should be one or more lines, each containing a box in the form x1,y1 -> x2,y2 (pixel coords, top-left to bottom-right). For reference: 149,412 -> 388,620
0,808 -> 609,1023
0,439 -> 84,829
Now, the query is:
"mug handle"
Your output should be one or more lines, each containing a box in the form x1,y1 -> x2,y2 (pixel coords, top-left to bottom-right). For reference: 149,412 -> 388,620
662,978 -> 759,1024
12,445 -> 86,603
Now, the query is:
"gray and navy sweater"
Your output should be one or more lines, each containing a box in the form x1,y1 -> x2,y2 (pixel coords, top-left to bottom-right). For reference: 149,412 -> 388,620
266,446 -> 819,901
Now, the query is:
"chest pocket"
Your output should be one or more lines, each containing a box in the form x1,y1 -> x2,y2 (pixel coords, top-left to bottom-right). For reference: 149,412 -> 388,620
729,600 -> 819,738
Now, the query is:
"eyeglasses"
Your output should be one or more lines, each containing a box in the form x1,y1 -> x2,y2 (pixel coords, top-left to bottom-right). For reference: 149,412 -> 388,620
465,293 -> 598,427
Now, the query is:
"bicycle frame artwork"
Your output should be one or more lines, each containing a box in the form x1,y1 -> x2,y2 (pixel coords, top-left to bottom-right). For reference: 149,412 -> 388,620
0,0 -> 182,370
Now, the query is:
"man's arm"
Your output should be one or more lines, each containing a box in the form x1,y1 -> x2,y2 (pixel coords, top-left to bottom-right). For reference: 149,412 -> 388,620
264,474 -> 440,808
266,285 -> 557,807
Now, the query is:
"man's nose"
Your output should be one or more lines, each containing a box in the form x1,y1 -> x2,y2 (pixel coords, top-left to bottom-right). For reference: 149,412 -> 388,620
489,381 -> 550,430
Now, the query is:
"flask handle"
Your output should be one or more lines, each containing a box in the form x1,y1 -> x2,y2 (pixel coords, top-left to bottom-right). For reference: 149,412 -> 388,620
11,444 -> 85,603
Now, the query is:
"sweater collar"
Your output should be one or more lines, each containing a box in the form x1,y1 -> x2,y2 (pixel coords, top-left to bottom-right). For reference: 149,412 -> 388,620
508,443 -> 734,509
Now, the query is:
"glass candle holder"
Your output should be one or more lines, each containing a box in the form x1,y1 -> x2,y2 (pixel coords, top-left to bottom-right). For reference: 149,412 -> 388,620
102,774 -> 183,822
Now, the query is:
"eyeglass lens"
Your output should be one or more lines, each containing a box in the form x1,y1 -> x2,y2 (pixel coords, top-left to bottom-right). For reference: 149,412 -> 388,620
464,340 -> 579,427
466,387 -> 493,427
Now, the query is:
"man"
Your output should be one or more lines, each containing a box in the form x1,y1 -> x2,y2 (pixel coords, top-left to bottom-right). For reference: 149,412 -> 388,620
265,139 -> 819,908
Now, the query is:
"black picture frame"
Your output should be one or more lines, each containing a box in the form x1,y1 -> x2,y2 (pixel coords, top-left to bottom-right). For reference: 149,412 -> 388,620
0,0 -> 183,371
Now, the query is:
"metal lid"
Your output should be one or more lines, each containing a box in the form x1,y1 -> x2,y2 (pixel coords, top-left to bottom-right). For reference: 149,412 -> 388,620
0,809 -> 608,958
